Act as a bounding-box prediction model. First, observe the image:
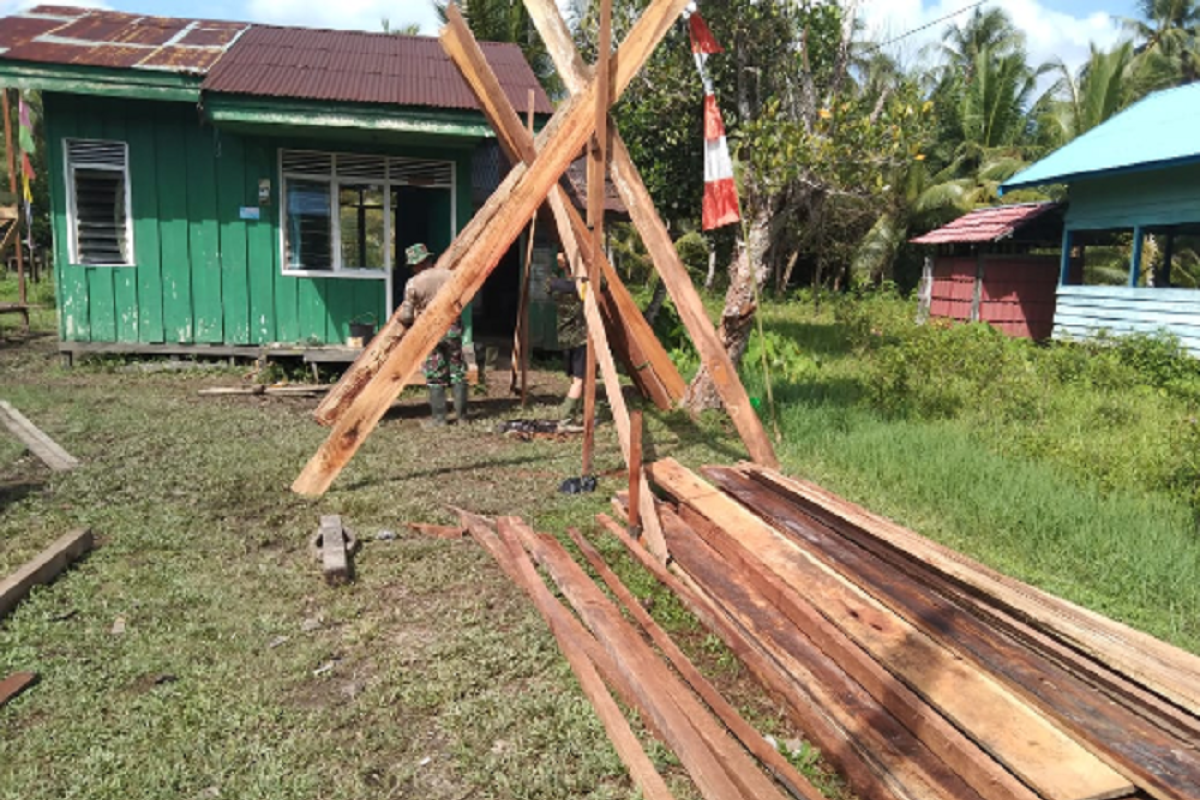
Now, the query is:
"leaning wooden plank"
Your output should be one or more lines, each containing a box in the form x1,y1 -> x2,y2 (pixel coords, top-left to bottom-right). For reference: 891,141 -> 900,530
439,7 -> 683,411
708,467 -> 1191,800
524,0 -> 778,469
292,0 -> 693,496
0,529 -> 93,619
493,519 -> 677,800
514,519 -> 786,800
743,465 -> 1200,718
311,0 -> 687,430
0,671 -> 38,708
569,527 -> 827,800
729,470 -> 1200,753
0,401 -> 79,471
648,459 -> 1134,800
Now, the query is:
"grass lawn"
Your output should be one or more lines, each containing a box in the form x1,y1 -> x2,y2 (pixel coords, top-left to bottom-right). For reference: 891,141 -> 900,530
3,272 -> 1198,799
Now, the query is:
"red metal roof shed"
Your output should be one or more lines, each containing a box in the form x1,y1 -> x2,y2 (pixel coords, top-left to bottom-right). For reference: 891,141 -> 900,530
911,203 -> 1067,341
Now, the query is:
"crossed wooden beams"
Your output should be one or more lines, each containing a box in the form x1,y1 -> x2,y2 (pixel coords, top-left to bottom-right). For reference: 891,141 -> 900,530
292,0 -> 777,539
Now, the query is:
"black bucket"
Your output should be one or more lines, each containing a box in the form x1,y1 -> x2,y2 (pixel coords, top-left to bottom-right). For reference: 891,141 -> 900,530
348,322 -> 375,343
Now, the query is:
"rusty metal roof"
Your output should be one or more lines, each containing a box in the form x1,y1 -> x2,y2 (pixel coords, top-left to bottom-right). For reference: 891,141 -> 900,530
910,203 -> 1062,245
201,26 -> 552,116
0,7 -> 248,75
0,7 -> 552,116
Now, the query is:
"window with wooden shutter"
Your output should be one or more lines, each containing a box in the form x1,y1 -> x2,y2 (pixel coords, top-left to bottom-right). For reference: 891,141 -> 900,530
66,139 -> 133,266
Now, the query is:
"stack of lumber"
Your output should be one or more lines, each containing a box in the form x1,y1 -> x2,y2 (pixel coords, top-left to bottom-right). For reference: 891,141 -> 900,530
609,457 -> 1200,800
457,509 -> 829,800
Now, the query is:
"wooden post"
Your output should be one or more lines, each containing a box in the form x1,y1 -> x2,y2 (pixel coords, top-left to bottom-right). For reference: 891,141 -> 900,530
511,91 -> 537,405
1130,226 -> 1144,287
1162,232 -> 1175,287
524,0 -> 778,469
581,0 -> 612,478
293,0 -> 693,497
970,250 -> 985,322
440,8 -> 668,560
1059,228 -> 1073,286
2,88 -> 25,307
628,408 -> 643,537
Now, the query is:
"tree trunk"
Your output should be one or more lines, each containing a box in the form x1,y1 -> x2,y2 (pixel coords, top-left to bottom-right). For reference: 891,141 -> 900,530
704,239 -> 717,291
684,207 -> 769,412
643,277 -> 668,325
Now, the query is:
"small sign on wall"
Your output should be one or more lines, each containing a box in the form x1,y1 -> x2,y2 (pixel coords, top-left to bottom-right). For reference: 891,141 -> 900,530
258,178 -> 271,205
239,206 -> 261,221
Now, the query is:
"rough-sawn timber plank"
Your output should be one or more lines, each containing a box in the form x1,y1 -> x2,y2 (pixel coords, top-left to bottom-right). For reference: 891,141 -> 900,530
648,459 -> 1134,800
0,529 -> 94,619
742,465 -> 1200,718
709,466 -> 1196,800
0,401 -> 79,471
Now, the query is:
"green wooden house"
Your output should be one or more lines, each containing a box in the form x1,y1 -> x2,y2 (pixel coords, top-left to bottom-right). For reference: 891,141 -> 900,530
0,6 -> 552,362
1001,83 -> 1200,356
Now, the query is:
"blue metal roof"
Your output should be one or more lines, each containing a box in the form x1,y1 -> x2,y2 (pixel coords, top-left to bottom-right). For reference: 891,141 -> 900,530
1001,82 -> 1200,193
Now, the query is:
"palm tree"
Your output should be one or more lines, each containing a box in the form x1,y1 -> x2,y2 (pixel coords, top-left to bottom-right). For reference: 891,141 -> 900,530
931,6 -> 1026,85
380,19 -> 422,35
1123,0 -> 1200,88
1035,43 -> 1136,149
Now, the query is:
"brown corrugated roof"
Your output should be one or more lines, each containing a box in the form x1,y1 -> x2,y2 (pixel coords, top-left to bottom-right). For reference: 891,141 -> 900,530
0,7 -> 553,117
910,203 -> 1062,245
202,26 -> 552,115
0,7 -> 249,75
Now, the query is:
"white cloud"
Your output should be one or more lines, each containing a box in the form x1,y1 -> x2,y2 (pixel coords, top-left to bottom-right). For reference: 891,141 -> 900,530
860,0 -> 1125,79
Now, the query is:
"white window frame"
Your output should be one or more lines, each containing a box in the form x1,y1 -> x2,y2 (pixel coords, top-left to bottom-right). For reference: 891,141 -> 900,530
64,138 -> 134,267
278,148 -> 457,314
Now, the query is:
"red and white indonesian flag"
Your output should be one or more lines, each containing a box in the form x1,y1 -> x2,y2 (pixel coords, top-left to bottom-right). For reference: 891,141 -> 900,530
685,5 -> 740,231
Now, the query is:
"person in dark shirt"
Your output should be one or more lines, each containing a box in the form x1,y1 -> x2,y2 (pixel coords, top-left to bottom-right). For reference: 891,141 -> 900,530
547,251 -> 588,431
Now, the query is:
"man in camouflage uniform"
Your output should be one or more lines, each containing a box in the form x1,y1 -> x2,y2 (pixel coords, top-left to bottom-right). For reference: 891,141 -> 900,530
399,243 -> 467,427
548,251 -> 588,431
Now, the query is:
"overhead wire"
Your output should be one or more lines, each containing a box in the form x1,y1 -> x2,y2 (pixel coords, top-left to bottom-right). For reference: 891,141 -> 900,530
862,0 -> 991,53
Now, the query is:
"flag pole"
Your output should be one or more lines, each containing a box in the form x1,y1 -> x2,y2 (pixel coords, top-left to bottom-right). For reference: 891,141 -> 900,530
2,88 -> 25,306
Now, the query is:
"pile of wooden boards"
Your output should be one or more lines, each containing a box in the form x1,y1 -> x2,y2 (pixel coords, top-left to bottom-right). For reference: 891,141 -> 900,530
606,458 -> 1200,800
457,508 -> 829,800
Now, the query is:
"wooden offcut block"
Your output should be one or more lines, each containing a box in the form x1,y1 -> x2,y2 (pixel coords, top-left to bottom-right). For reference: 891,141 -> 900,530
0,529 -> 93,619
319,516 -> 351,586
0,671 -> 38,708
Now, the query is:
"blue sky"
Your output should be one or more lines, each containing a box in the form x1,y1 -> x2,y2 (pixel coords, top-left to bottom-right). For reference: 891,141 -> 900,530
0,0 -> 1149,75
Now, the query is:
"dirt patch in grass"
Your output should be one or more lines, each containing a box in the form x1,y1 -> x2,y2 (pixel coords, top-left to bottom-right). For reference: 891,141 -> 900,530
0,334 -> 842,800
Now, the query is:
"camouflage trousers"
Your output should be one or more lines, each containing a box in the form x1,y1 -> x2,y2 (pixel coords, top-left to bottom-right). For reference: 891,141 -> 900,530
423,321 -> 466,387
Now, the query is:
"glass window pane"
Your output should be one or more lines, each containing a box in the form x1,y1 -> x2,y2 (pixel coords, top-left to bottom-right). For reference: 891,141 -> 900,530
285,179 -> 332,270
339,184 -> 385,270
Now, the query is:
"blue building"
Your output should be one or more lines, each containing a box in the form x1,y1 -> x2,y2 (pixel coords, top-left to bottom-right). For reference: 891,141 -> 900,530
1002,83 -> 1200,355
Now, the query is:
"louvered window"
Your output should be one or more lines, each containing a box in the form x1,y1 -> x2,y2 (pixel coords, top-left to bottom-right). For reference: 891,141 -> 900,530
66,139 -> 133,266
279,148 -> 455,276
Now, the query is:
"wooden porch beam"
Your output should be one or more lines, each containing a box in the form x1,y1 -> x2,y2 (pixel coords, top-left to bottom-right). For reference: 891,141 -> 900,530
293,0 -> 693,496
523,0 -> 778,468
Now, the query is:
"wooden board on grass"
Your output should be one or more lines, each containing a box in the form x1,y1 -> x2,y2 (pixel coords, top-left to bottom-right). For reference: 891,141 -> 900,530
648,458 -> 1134,800
0,529 -> 93,619
0,401 -> 79,471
